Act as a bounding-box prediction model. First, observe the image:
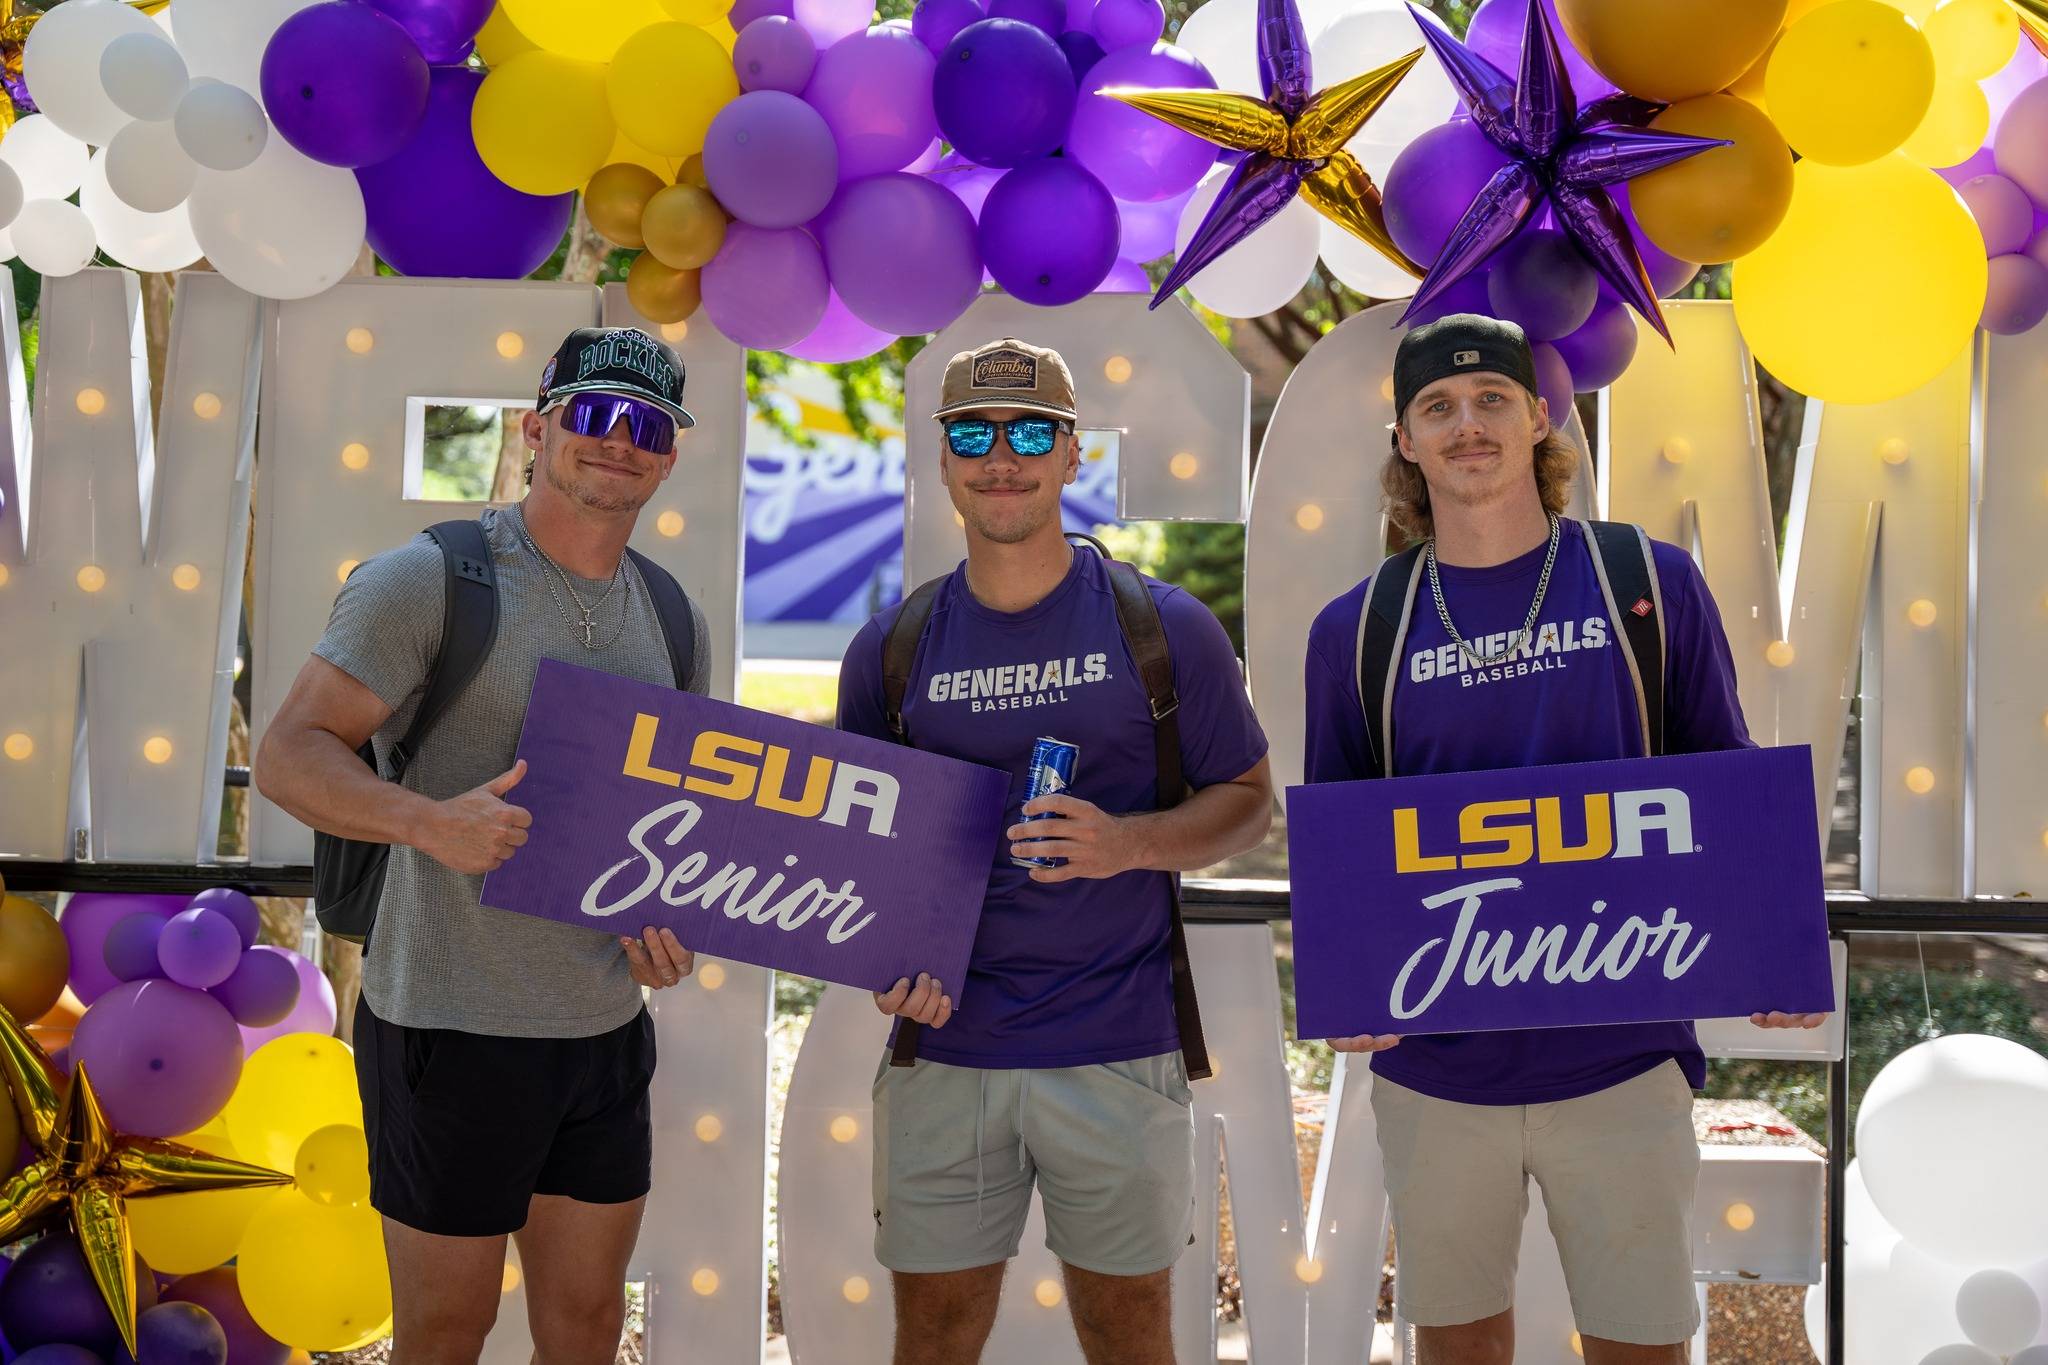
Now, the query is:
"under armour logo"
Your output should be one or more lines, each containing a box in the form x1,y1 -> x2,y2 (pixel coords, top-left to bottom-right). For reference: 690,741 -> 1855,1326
1630,598 -> 1654,618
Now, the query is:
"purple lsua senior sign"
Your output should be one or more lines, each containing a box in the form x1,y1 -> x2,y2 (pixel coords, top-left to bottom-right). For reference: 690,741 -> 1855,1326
1286,746 -> 1835,1039
480,659 -> 1010,995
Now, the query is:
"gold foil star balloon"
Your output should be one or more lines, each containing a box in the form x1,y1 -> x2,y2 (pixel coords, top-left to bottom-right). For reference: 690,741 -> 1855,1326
0,1004 -> 293,1356
2010,0 -> 2048,56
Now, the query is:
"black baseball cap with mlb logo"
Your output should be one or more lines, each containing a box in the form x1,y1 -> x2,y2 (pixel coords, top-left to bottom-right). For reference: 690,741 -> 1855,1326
1391,313 -> 1541,425
932,337 -> 1078,422
538,326 -> 696,429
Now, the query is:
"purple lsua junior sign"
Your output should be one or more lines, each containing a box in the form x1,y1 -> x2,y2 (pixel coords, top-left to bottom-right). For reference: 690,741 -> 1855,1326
1286,746 -> 1835,1039
480,659 -> 1010,995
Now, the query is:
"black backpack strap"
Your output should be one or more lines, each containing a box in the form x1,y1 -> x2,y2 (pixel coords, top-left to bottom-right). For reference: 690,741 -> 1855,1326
388,520 -> 499,780
1355,544 -> 1426,780
1578,519 -> 1665,757
880,573 -> 949,1066
624,547 -> 698,691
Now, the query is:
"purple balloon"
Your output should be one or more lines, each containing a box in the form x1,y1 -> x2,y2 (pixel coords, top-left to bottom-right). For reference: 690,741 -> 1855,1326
260,0 -> 430,168
1091,0 -> 1161,50
237,949 -> 336,1051
1384,119 -> 1515,267
0,1237 -> 156,1357
703,91 -> 839,228
822,173 -> 983,334
61,895 -> 186,1006
156,909 -> 242,991
980,157 -> 1120,303
807,28 -> 938,178
358,67 -> 572,277
13,1349 -> 104,1365
1068,42 -> 1217,202
135,1305 -> 225,1365
1552,292 -> 1637,389
70,980 -> 243,1137
208,946 -> 302,1028
1464,0 -> 1613,101
1115,184 -> 1193,262
702,224 -> 830,349
1098,256 -> 1151,291
988,0 -> 1063,34
1938,144 -> 1999,191
1960,173 -> 2037,256
735,17 -> 816,92
160,1273 -> 286,1365
1057,29 -> 1104,82
1404,271 -> 1494,327
731,0 -> 794,26
1983,252 -> 2048,334
792,0 -> 869,44
1531,338 -> 1575,411
929,154 -> 1004,219
1994,74 -> 2048,206
913,0 -> 984,54
1486,226 -> 1597,340
934,20 -> 1075,169
103,913 -> 167,984
1062,0 -> 1093,31
787,290 -> 896,361
184,888 -> 259,951
367,0 -> 494,63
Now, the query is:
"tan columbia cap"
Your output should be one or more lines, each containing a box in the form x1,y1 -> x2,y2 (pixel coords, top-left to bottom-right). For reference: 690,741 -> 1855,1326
932,337 -> 1077,422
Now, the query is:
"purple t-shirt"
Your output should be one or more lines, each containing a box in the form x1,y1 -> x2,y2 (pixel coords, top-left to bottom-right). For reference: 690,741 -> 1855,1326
1302,519 -> 1753,1105
839,549 -> 1269,1069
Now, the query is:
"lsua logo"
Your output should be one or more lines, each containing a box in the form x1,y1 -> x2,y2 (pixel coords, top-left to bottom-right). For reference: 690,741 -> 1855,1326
620,712 -> 899,837
1392,788 -> 1694,874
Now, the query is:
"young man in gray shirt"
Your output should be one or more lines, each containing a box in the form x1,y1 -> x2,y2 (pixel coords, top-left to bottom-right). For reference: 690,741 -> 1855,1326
258,326 -> 711,1365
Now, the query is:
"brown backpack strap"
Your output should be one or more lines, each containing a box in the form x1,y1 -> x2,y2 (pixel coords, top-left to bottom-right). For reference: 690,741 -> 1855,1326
880,574 -> 948,1065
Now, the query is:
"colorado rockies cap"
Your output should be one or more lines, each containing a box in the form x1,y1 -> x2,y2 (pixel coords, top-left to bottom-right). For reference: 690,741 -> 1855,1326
537,326 -> 696,429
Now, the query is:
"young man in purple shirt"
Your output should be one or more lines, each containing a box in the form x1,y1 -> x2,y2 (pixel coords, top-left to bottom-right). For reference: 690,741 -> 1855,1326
1300,315 -> 1825,1364
837,337 -> 1273,1365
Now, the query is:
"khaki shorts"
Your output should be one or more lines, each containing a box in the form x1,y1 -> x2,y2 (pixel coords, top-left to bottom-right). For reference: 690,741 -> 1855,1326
871,1050 -> 1195,1276
1372,1060 -> 1702,1347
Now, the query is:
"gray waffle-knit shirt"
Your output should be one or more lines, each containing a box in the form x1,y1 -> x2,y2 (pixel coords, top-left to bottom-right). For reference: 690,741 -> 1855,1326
311,503 -> 711,1038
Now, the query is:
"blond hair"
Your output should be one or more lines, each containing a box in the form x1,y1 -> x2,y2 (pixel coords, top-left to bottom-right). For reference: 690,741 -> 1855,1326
1380,424 -> 1578,547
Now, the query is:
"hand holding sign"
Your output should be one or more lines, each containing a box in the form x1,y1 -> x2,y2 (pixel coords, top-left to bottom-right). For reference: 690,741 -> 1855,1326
874,973 -> 953,1029
424,758 -> 532,875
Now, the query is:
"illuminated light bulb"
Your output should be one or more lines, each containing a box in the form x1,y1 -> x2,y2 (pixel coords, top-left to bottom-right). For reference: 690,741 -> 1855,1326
1660,436 -> 1691,465
842,1276 -> 870,1304
172,564 -> 201,591
1724,1202 -> 1756,1231
1765,640 -> 1795,668
3,734 -> 32,761
192,392 -> 222,420
1294,1255 -> 1324,1283
341,442 -> 370,470
142,737 -> 173,765
1905,766 -> 1935,794
0,564 -> 12,588
1878,437 -> 1909,465
1379,374 -> 1395,402
830,1115 -> 858,1143
1169,452 -> 1198,480
1907,599 -> 1937,628
690,1268 -> 719,1296
697,961 -> 726,990
338,559 -> 359,582
77,565 -> 107,593
1104,355 -> 1132,384
1033,1279 -> 1063,1308
1294,503 -> 1324,532
75,388 -> 106,416
1571,1331 -> 1585,1357
661,321 -> 689,343
502,1263 -> 522,1294
345,327 -> 374,354
657,510 -> 685,537
694,1114 -> 722,1142
2041,828 -> 2048,851
496,331 -> 524,359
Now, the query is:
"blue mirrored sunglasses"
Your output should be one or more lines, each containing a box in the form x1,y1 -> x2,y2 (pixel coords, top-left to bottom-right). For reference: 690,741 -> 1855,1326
549,392 -> 677,455
942,416 -> 1069,458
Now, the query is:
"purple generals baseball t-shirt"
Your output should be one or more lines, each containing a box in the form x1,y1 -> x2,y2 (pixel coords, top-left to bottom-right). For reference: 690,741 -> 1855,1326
1303,519 -> 1753,1105
839,548 -> 1269,1069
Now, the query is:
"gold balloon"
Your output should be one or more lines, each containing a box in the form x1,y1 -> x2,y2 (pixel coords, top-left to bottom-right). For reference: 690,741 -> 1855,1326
1632,94 -> 1793,262
0,895 -> 68,1024
626,252 -> 702,324
678,153 -> 711,190
2015,0 -> 2048,56
1555,0 -> 1788,102
641,184 -> 728,270
585,162 -> 664,248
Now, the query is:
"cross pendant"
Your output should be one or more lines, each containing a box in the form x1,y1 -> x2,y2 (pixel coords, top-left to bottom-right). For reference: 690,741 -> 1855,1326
579,618 -> 594,647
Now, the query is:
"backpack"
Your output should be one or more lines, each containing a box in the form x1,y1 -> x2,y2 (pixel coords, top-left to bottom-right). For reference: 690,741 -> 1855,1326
311,517 -> 699,946
1355,518 -> 1666,777
877,533 -> 1213,1080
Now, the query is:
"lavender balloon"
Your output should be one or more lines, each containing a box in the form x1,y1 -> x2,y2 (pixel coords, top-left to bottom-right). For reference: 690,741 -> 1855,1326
368,0 -> 495,63
135,1304 -> 226,1365
102,913 -> 167,983
13,1348 -> 104,1365
1983,252 -> 2048,334
988,0 -> 1063,35
1098,257 -> 1151,291
0,1236 -> 156,1356
1486,227 -> 1597,340
161,1272 -> 287,1365
1091,0 -> 1162,51
929,154 -> 1004,219
793,0 -> 870,45
209,945 -> 302,1028
822,173 -> 984,334
61,894 -> 186,1005
185,887 -> 260,950
70,980 -> 244,1137
1115,184 -> 1194,262
1960,173 -> 2037,256
788,290 -> 895,362
980,158 -> 1120,304
1551,292 -> 1637,389
731,0 -> 794,25
734,17 -> 816,93
703,91 -> 839,228
1058,30 -> 1104,82
157,909 -> 243,991
913,0 -> 983,55
238,949 -> 337,1050
808,28 -> 939,178
260,0 -> 430,169
934,20 -> 1075,168
1068,42 -> 1218,202
702,224 -> 831,350
1993,78 -> 2048,206
1384,119 -> 1515,268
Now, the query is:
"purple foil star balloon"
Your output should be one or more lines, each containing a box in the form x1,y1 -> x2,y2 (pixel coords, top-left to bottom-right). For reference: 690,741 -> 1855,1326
1399,0 -> 1728,344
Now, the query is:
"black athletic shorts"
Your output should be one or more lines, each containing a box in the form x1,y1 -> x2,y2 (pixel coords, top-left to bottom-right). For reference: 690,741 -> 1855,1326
354,994 -> 656,1237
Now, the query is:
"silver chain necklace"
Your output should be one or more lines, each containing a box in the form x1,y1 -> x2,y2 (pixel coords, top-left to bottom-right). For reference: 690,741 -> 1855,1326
1424,514 -> 1562,669
512,509 -> 631,650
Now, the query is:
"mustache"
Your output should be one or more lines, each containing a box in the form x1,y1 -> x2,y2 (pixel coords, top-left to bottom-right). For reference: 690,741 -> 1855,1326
967,480 -> 1039,492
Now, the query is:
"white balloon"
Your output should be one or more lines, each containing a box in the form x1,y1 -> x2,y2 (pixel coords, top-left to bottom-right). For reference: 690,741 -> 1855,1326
168,0 -> 321,93
1805,1234 -> 1978,1365
174,80 -> 268,173
188,135 -> 364,299
1843,1158 -> 1889,1247
22,0 -> 159,145
0,115 -> 90,202
1172,167 -> 1321,318
1918,1347 -> 1999,1365
102,31 -> 190,123
1312,8 -> 1460,153
104,118 -> 198,215
82,149 -> 201,272
1956,1269 -> 2042,1356
0,227 -> 13,263
1320,215 -> 1418,298
1858,1035 -> 2048,1267
0,162 -> 21,231
1173,0 -> 1262,96
2012,1347 -> 2048,1365
12,199 -> 99,277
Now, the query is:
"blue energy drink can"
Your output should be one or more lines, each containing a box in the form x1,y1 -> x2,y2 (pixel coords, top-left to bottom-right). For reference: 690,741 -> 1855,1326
1012,736 -> 1079,869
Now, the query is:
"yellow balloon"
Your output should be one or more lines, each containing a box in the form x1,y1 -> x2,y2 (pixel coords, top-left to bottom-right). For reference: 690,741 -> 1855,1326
606,131 -> 680,180
1554,0 -> 1787,102
1726,0 -> 1830,112
237,1192 -> 392,1352
659,0 -> 732,23
474,50 -> 615,196
473,4 -> 535,65
500,0 -> 666,61
606,23 -> 738,157
1899,75 -> 1991,167
1733,154 -> 1987,405
704,17 -> 739,51
294,1124 -> 371,1208
1767,0 -> 1934,165
1875,0 -> 1936,18
1633,94 -> 1793,262
1924,0 -> 2019,79
128,1131 -> 276,1274
223,1033 -> 363,1176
